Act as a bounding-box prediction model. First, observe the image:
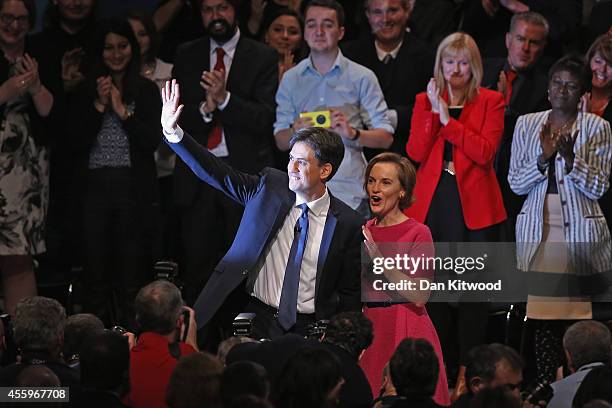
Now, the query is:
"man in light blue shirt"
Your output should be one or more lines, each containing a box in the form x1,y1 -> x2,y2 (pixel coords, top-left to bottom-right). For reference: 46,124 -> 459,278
274,0 -> 394,215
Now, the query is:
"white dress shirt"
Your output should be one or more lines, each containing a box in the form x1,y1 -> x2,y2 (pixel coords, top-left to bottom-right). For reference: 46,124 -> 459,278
252,189 -> 330,314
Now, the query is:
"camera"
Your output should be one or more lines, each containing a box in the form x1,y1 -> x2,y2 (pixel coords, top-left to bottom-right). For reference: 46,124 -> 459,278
307,320 -> 329,339
300,110 -> 331,128
153,260 -> 182,290
233,312 -> 256,337
522,381 -> 554,406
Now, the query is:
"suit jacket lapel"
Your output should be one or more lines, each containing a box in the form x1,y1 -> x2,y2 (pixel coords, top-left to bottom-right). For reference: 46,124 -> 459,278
315,200 -> 338,297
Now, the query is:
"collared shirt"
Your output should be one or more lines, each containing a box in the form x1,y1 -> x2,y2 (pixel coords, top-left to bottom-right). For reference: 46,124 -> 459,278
374,39 -> 403,62
198,27 -> 241,158
274,50 -> 393,209
252,188 -> 330,314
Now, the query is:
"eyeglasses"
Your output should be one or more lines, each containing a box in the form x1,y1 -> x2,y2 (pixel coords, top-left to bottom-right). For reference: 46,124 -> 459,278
0,13 -> 29,26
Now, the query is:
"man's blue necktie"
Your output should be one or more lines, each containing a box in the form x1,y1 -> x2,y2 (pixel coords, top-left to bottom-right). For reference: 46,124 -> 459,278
278,203 -> 309,331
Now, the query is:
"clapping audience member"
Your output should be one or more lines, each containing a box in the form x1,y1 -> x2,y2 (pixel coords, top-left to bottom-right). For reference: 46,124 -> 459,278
62,313 -> 105,369
29,0 -> 97,306
321,311 -> 375,408
68,17 -> 161,328
359,153 -> 449,406
0,297 -> 80,391
272,347 -> 344,408
406,32 -> 506,399
262,8 -> 305,82
452,343 -> 523,407
548,321 -> 612,408
387,338 -> 443,408
166,352 -> 223,408
246,0 -> 302,39
482,12 -> 550,239
582,34 -> 612,232
343,0 -> 434,157
127,280 -> 198,408
74,330 -> 130,408
0,0 -> 54,316
220,361 -> 270,407
508,55 -> 612,383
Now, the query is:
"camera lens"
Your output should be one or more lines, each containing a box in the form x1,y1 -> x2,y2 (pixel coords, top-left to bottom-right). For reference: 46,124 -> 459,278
316,114 -> 326,125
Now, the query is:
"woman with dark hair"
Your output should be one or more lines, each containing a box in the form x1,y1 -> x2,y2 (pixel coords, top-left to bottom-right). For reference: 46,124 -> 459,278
127,9 -> 172,90
360,152 -> 449,406
509,56 -> 612,383
0,0 -> 54,315
273,347 -> 344,408
68,17 -> 161,328
262,8 -> 305,82
406,32 -> 506,398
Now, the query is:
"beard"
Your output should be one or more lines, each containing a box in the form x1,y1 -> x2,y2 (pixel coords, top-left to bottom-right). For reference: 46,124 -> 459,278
206,18 -> 237,44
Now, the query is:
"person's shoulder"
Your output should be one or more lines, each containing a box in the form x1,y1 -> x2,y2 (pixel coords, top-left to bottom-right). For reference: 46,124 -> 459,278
406,218 -> 433,239
329,196 -> 364,226
176,37 -> 209,57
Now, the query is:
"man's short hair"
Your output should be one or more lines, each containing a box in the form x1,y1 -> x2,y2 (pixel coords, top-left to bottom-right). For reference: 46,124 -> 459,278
563,321 -> 612,370
289,127 -> 345,182
390,338 -> 439,398
13,297 -> 66,352
80,330 -> 130,392
323,311 -> 373,359
509,11 -> 549,37
466,343 -> 524,384
365,0 -> 414,12
304,0 -> 345,27
63,313 -> 105,360
134,280 -> 184,335
166,352 -> 224,408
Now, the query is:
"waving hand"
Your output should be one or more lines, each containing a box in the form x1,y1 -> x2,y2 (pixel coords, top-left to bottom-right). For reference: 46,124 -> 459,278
161,79 -> 184,134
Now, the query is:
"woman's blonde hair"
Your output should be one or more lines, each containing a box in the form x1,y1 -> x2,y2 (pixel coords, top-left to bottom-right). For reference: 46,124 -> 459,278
433,32 -> 483,104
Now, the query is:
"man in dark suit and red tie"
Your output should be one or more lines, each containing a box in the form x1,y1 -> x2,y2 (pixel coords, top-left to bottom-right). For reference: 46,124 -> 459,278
171,0 -> 279,305
482,11 -> 550,240
161,80 -> 363,342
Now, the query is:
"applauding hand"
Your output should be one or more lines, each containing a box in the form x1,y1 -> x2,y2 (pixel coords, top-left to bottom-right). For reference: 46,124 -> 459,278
161,79 -> 184,134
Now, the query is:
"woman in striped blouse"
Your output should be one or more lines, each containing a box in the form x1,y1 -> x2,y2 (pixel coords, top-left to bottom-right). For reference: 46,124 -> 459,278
509,56 -> 612,383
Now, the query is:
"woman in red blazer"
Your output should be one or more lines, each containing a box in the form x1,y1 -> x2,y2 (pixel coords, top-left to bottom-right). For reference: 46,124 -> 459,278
406,32 -> 506,401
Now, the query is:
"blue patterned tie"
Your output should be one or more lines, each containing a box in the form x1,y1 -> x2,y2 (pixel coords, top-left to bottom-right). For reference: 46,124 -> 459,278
278,203 -> 309,330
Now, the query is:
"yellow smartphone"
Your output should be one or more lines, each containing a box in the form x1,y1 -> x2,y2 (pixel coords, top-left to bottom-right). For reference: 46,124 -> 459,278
300,110 -> 331,128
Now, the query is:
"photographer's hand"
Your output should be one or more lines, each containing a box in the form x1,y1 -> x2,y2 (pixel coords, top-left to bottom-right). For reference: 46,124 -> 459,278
182,306 -> 199,351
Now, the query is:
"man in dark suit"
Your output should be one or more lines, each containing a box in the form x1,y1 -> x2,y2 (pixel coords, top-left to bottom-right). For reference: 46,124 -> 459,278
482,11 -> 550,240
342,0 -> 434,157
161,80 -> 363,341
171,0 -> 278,304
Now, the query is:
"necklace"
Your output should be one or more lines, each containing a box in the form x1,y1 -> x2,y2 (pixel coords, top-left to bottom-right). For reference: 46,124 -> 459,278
142,61 -> 156,77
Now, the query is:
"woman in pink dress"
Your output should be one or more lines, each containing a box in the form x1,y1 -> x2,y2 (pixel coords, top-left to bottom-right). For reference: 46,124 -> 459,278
360,152 -> 450,406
